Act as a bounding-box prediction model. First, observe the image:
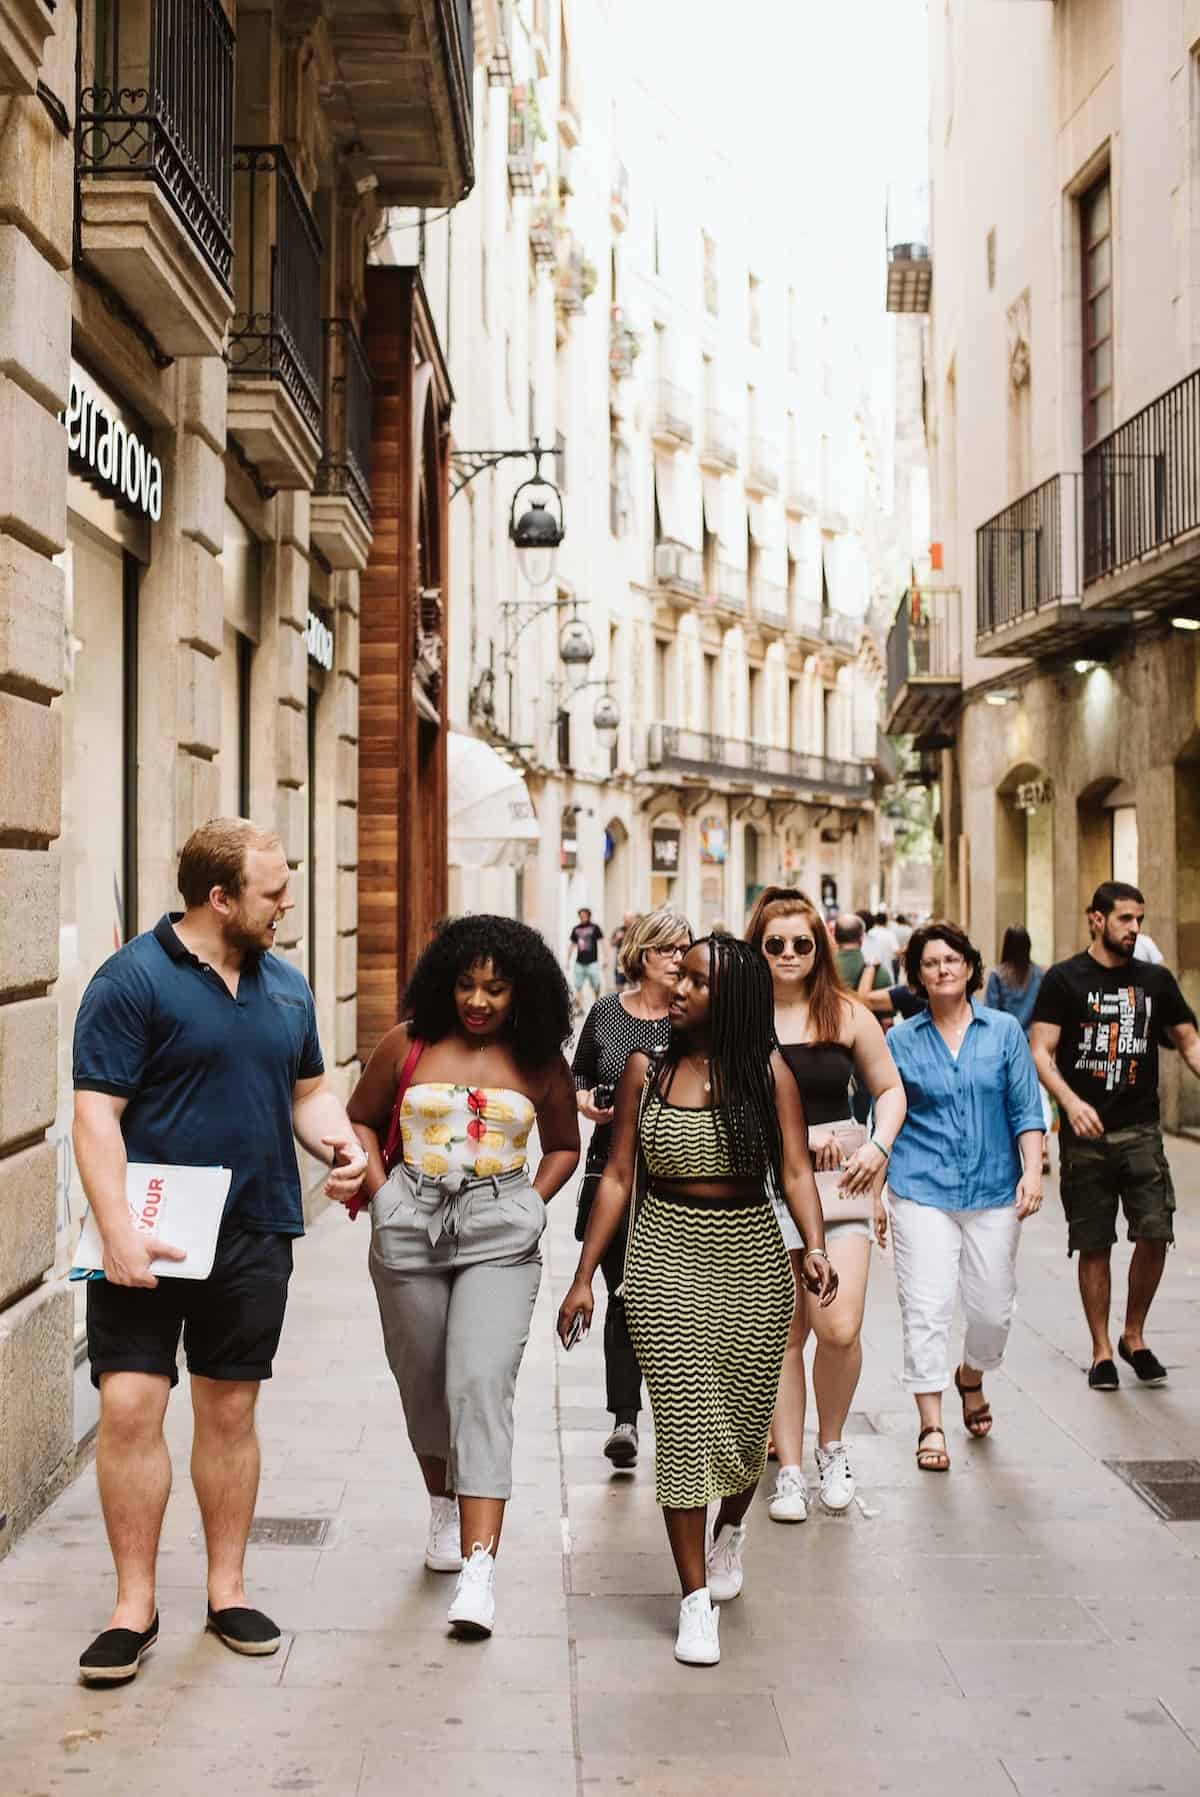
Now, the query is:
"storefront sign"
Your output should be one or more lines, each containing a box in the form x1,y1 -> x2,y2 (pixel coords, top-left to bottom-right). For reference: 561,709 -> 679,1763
1015,778 -> 1052,812
699,816 -> 727,866
651,820 -> 681,875
305,611 -> 334,669
61,369 -> 163,522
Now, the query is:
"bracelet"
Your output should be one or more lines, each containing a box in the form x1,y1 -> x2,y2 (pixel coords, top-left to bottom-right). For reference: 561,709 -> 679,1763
804,1248 -> 830,1262
870,1135 -> 891,1159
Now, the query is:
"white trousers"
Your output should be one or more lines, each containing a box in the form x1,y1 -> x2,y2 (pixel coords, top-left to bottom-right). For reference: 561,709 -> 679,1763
889,1198 -> 1022,1393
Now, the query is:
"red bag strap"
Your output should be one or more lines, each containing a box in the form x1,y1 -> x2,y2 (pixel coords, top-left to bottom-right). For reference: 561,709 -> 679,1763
382,1036 -> 425,1174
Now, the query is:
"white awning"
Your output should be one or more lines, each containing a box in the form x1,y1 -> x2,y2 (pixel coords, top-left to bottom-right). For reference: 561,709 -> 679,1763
702,472 -> 727,542
822,533 -> 869,618
654,452 -> 703,551
447,732 -> 541,869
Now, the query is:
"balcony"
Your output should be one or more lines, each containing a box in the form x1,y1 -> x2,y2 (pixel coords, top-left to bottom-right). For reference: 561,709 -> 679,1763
1083,367 -> 1200,613
323,0 -> 473,208
885,586 -> 962,737
653,541 -> 703,605
77,0 -> 234,356
746,437 -> 780,497
484,0 -> 513,86
792,596 -> 824,644
226,146 -> 323,491
872,728 -> 900,784
312,320 -> 372,571
786,456 -> 819,517
750,578 -> 789,634
507,89 -> 536,194
529,203 -> 557,267
885,183 -> 932,313
555,236 -> 594,338
645,724 -> 871,801
700,409 -> 738,472
610,160 -> 629,233
609,307 -> 639,381
823,609 -> 861,653
976,474 -> 1132,658
652,381 -> 694,451
713,562 -> 747,616
0,0 -> 55,95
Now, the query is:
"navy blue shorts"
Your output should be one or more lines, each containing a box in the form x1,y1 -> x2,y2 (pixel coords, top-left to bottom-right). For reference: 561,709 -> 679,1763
87,1227 -> 294,1388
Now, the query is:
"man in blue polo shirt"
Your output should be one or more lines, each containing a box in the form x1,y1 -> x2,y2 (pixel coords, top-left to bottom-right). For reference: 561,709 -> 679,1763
71,818 -> 367,1685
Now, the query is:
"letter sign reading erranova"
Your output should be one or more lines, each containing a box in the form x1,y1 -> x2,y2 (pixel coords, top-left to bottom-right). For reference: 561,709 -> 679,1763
60,370 -> 163,522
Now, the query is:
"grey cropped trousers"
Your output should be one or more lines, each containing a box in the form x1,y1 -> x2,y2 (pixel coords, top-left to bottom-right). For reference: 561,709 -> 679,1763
368,1163 -> 546,1499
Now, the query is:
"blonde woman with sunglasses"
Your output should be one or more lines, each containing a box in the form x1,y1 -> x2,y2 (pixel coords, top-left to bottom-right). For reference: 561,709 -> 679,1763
745,888 -> 906,1518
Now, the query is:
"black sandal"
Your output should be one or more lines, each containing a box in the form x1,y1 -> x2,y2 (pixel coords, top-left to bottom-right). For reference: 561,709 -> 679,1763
916,1426 -> 950,1471
954,1368 -> 993,1438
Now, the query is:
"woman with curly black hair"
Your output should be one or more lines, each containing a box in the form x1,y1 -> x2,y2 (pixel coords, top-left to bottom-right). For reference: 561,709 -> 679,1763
557,936 -> 837,1667
348,915 -> 579,1640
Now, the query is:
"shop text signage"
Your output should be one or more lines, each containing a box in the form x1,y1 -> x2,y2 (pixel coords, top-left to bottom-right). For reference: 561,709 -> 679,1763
61,371 -> 163,522
651,818 -> 682,875
1015,778 -> 1052,813
305,611 -> 334,669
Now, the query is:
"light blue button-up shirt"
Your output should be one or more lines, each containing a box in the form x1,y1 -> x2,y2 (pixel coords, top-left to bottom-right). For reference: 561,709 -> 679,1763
887,999 -> 1045,1211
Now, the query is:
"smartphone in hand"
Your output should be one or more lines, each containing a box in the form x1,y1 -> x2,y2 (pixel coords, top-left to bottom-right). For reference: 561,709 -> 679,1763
563,1311 -> 587,1350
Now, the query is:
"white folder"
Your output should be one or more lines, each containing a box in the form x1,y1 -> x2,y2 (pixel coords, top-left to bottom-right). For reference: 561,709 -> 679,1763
74,1163 -> 233,1282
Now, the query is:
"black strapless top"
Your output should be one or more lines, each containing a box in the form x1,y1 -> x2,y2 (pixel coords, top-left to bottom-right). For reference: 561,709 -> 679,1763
780,1041 -> 855,1126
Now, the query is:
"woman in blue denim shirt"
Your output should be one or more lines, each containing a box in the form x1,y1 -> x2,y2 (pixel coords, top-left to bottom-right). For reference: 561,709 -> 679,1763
886,922 -> 1046,1472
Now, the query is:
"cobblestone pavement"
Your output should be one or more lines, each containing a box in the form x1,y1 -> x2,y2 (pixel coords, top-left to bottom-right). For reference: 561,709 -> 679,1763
3,1137 -> 1200,1795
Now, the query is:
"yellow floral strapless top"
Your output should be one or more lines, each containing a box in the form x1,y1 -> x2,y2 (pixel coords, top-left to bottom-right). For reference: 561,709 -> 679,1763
400,1084 -> 535,1181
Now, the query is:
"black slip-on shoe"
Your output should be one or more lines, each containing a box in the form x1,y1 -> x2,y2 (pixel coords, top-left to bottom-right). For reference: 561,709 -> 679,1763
1118,1338 -> 1168,1386
603,1422 -> 639,1468
79,1613 -> 159,1685
206,1604 -> 281,1656
1088,1358 -> 1120,1391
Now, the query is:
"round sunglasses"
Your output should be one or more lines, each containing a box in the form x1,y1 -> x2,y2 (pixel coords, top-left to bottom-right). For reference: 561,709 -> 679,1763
763,934 -> 817,957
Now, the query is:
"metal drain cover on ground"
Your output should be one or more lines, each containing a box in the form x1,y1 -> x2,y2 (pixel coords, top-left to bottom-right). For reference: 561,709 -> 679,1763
1104,1460 -> 1200,1522
248,1516 -> 330,1547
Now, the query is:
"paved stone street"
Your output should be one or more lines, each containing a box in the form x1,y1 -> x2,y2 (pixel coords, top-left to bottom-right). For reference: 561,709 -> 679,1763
3,1137 -> 1200,1796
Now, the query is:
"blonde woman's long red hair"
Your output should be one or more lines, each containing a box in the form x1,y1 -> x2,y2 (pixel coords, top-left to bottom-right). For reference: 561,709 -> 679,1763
744,884 -> 854,1046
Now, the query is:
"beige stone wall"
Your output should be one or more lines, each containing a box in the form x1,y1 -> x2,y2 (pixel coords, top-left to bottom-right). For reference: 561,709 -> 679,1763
0,4 -> 77,1554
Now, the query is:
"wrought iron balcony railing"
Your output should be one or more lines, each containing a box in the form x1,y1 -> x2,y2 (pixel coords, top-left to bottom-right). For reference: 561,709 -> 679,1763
747,437 -> 780,494
1083,367 -> 1200,590
702,409 -> 738,471
886,586 -> 962,727
507,89 -> 535,193
654,381 -> 694,447
228,146 -> 323,445
751,578 -> 788,631
976,474 -> 1079,635
646,723 -> 871,799
792,596 -> 824,640
315,319 -> 371,527
823,609 -> 861,650
714,563 -> 747,611
77,0 -> 234,289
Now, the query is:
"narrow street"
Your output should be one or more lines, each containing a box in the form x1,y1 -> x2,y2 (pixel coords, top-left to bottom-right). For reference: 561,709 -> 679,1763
3,1138 -> 1200,1796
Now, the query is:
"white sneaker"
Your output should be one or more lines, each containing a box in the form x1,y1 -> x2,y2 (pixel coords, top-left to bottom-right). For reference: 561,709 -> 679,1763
705,1523 -> 746,1601
674,1587 -> 721,1665
424,1495 -> 461,1572
815,1441 -> 855,1513
446,1542 -> 496,1638
767,1464 -> 809,1523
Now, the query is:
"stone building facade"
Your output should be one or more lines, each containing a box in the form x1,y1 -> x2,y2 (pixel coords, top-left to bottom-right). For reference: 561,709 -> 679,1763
0,0 -> 473,1553
887,0 -> 1200,1132
402,0 -> 900,958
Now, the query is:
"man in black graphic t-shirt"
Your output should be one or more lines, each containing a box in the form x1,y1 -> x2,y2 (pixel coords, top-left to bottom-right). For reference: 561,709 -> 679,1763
1032,883 -> 1200,1391
567,908 -> 606,1013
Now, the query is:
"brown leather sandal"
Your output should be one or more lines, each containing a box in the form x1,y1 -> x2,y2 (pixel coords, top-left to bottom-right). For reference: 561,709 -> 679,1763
954,1368 -> 993,1438
916,1426 -> 950,1471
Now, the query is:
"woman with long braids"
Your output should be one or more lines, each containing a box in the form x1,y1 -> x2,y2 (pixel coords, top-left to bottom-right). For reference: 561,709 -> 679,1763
348,916 -> 579,1641
746,887 -> 905,1520
557,936 -> 837,1666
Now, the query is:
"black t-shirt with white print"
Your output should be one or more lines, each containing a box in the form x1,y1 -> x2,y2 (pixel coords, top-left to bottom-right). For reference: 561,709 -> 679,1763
1032,951 -> 1195,1137
570,922 -> 604,965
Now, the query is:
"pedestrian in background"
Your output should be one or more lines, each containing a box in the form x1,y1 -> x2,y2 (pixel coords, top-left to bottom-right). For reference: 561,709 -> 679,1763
348,916 -> 579,1640
864,909 -> 901,979
746,888 -> 904,1521
567,907 -> 606,1013
557,936 -> 836,1667
1031,883 -> 1200,1391
572,906 -> 691,1469
71,820 -> 368,1684
985,926 -> 1052,1173
609,911 -> 638,989
835,914 -> 892,997
887,921 -> 1045,1472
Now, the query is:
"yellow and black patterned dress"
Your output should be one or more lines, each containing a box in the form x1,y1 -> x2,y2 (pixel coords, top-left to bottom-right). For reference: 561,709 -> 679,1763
622,1084 -> 795,1508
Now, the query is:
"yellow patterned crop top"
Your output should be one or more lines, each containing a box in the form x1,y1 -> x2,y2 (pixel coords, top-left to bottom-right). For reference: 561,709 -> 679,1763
639,1088 -> 742,1182
401,1084 -> 535,1181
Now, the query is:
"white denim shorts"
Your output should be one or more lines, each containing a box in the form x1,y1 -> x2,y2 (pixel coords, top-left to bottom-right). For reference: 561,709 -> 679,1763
771,1191 -> 872,1250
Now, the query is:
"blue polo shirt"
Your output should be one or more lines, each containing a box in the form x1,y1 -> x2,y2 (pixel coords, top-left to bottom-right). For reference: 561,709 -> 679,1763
73,914 -> 325,1235
887,999 -> 1045,1211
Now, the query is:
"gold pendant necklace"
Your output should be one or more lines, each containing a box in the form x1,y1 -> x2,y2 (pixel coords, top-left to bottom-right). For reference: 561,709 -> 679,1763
689,1054 -> 712,1093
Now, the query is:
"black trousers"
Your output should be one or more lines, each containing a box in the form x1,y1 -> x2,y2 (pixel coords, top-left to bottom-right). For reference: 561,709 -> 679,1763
576,1176 -> 643,1419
